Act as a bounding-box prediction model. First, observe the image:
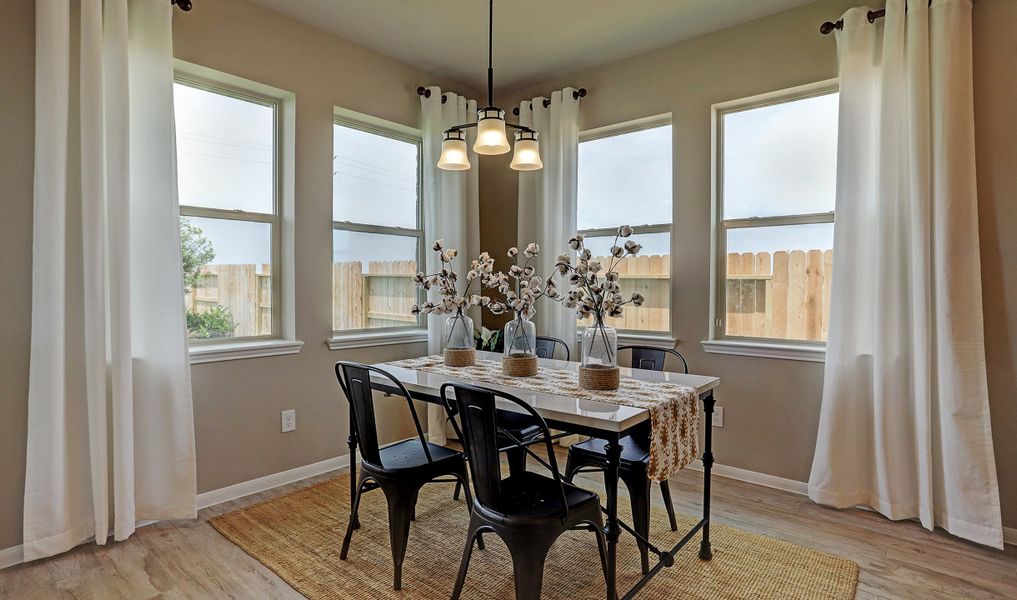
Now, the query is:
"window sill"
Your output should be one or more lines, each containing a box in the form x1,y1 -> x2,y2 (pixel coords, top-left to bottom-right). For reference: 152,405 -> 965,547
575,330 -> 677,348
327,329 -> 428,351
189,339 -> 304,365
700,339 -> 825,363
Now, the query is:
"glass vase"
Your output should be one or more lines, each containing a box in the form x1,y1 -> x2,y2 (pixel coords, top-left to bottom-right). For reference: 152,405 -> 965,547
581,319 -> 618,369
444,311 -> 474,350
503,314 -> 537,359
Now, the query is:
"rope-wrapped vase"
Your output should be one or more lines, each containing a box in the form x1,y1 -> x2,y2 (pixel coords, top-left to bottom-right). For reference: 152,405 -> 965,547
443,348 -> 475,367
502,354 -> 538,377
578,365 -> 620,391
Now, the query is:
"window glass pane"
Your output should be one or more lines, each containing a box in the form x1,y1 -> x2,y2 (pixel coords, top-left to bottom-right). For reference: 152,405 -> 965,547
578,232 -> 671,333
181,217 -> 273,339
333,124 -> 418,228
332,230 -> 419,331
722,92 -> 838,219
174,83 -> 275,213
724,223 -> 833,342
578,125 -> 672,230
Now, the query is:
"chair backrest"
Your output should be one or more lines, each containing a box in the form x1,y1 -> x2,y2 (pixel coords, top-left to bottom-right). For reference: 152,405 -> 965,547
335,361 -> 431,469
535,336 -> 570,361
619,345 -> 689,374
440,382 -> 567,517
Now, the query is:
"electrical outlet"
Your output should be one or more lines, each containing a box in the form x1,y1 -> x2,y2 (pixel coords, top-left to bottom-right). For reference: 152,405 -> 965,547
281,409 -> 296,433
712,406 -> 724,428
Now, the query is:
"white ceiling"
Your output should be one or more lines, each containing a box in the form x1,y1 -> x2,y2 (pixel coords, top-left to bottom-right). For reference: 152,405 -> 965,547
248,0 -> 818,92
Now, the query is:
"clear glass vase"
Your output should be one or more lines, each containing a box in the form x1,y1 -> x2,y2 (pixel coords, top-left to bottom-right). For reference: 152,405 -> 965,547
581,319 -> 618,369
503,314 -> 537,359
444,311 -> 474,350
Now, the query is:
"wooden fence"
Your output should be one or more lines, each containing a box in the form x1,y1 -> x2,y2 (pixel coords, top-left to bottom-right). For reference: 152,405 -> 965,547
726,249 -> 833,341
189,264 -> 272,337
188,250 -> 832,341
333,260 -> 418,331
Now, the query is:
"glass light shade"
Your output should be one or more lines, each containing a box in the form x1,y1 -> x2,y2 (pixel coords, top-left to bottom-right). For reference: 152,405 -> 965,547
437,130 -> 470,170
474,108 -> 511,155
510,131 -> 543,171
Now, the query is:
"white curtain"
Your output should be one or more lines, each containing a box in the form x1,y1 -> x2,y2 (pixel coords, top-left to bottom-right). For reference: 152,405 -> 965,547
517,88 -> 581,348
24,0 -> 197,561
808,0 -> 1002,548
420,87 -> 480,443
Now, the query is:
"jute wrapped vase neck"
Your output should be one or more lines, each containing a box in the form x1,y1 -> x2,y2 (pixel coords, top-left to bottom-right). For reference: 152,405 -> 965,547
579,365 -> 620,391
443,348 -> 475,367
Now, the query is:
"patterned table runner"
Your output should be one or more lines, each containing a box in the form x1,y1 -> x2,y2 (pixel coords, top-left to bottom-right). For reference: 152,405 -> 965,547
385,356 -> 700,482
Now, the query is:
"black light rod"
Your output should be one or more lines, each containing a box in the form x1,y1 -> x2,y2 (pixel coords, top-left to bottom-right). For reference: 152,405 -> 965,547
820,0 -> 931,35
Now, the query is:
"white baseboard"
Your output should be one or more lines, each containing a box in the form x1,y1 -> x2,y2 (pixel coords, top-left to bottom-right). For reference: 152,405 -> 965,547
1006,527 -> 1017,547
683,460 -> 810,496
196,454 -> 350,510
0,544 -> 23,571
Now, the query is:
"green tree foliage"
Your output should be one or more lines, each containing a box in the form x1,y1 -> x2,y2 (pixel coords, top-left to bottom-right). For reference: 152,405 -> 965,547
186,305 -> 236,339
180,217 -> 215,293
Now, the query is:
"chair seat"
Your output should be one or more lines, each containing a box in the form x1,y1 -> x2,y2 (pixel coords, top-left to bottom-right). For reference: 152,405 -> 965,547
498,471 -> 600,519
373,439 -> 462,472
571,434 -> 651,465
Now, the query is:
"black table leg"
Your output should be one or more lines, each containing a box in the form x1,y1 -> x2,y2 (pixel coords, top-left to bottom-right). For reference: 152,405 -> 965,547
603,437 -> 622,600
348,409 -> 360,530
699,391 -> 715,560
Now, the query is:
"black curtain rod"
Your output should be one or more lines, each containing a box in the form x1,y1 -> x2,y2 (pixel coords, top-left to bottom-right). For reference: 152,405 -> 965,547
820,1 -> 931,35
416,86 -> 587,111
511,89 -> 587,115
171,0 -> 193,11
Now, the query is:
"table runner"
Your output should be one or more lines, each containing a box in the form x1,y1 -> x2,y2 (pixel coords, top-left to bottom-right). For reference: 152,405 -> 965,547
384,356 -> 699,481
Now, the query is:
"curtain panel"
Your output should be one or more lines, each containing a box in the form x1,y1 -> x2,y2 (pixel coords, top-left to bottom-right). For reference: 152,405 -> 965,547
517,88 -> 581,350
808,0 -> 1003,548
420,87 -> 481,443
25,0 -> 197,561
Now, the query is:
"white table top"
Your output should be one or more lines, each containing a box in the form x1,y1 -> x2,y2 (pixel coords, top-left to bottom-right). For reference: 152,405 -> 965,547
373,351 -> 719,434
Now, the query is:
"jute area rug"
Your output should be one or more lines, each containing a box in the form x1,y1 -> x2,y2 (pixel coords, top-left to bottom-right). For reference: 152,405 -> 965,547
209,475 -> 858,599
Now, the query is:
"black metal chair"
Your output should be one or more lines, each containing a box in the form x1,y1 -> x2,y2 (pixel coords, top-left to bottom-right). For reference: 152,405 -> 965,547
442,382 -> 608,600
534,335 -> 570,361
335,361 -> 474,591
563,346 -> 688,575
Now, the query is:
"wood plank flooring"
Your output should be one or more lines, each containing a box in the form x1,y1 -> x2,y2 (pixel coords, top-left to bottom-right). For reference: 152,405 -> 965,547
1,454 -> 1015,599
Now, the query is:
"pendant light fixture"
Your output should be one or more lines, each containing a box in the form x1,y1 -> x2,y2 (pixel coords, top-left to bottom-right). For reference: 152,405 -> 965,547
436,0 -> 541,171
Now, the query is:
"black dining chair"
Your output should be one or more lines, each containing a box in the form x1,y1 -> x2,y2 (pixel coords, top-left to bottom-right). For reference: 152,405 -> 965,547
535,335 -> 570,361
441,382 -> 608,600
563,346 -> 688,574
335,361 -> 475,591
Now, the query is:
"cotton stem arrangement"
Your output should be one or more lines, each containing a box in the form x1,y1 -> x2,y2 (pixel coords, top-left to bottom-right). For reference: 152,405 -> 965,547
411,240 -> 495,344
486,243 -> 544,356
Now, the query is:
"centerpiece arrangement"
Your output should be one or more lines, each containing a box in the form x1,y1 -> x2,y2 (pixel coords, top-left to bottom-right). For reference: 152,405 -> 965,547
486,243 -> 544,377
411,240 -> 495,366
547,225 -> 645,390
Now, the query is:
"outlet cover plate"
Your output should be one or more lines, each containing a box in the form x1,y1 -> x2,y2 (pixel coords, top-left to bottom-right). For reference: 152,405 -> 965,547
712,406 -> 724,428
281,409 -> 296,433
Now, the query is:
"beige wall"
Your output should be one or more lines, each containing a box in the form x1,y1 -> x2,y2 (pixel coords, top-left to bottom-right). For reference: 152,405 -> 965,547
0,0 -> 477,551
485,0 -> 1017,529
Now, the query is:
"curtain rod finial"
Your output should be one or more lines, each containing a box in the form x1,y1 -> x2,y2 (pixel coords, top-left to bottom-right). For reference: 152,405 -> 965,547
172,0 -> 193,11
820,20 -> 840,35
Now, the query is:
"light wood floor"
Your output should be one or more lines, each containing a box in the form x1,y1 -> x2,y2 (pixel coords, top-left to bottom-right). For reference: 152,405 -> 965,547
1,454 -> 1015,600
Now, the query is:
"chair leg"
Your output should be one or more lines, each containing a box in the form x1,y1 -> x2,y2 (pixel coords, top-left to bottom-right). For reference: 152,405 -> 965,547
384,489 -> 417,590
453,480 -> 462,501
340,477 -> 367,560
618,470 -> 651,575
506,445 -> 527,477
453,466 -> 484,551
506,535 -> 554,600
409,488 -> 419,522
591,522 -> 610,597
660,480 -> 678,532
563,452 -> 577,483
450,519 -> 481,600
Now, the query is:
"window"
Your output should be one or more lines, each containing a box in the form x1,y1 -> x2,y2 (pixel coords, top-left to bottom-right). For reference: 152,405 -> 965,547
714,83 -> 838,345
332,110 -> 423,335
577,117 -> 673,334
175,78 -> 281,342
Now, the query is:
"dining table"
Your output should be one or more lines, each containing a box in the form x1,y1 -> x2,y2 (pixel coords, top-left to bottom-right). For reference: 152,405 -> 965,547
349,350 -> 720,600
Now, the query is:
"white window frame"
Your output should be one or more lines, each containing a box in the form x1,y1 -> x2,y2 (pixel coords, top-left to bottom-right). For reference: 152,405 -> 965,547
175,61 -> 301,363
704,79 -> 838,363
577,113 -> 675,343
328,107 -> 426,350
